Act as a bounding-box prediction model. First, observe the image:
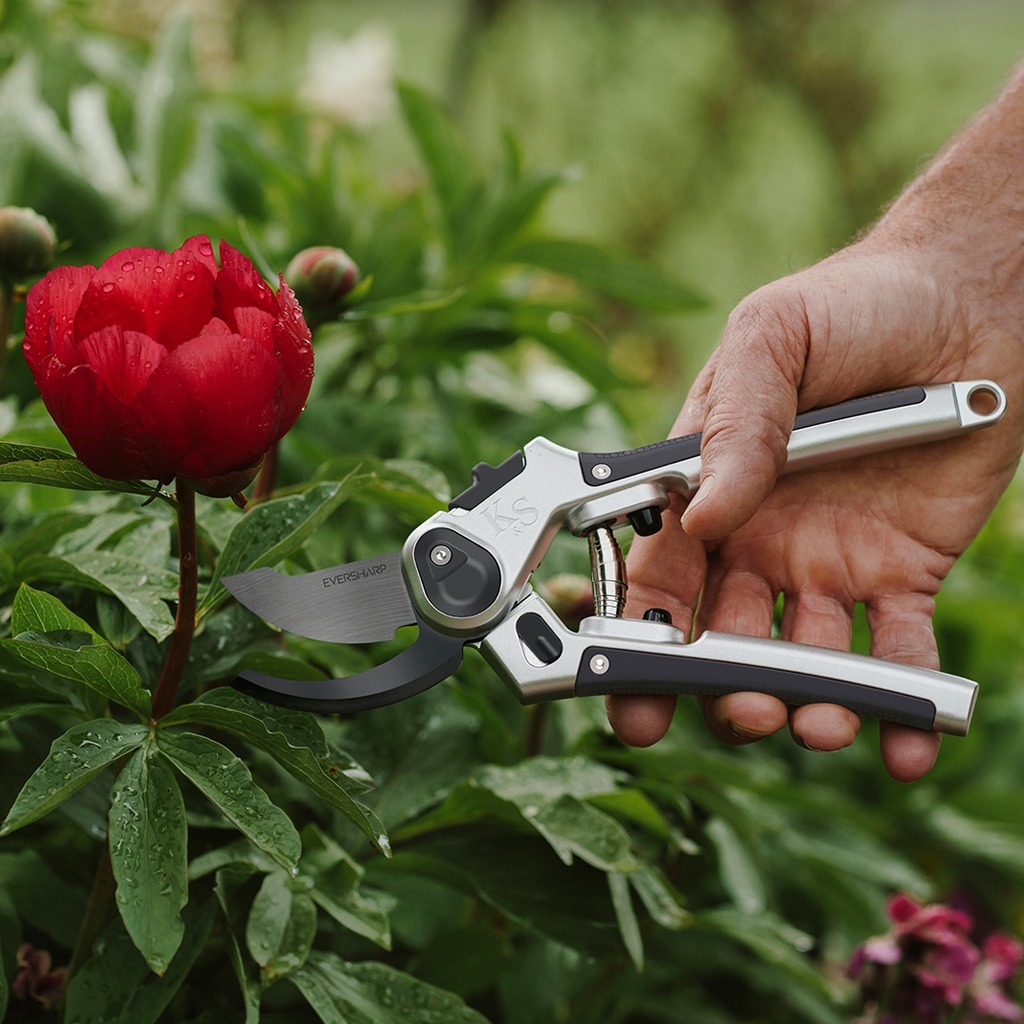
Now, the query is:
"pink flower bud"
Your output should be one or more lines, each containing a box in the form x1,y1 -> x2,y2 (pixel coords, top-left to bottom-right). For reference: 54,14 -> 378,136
284,246 -> 360,317
0,206 -> 57,283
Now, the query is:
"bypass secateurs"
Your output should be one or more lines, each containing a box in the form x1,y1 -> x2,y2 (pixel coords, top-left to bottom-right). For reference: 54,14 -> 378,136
226,380 -> 1006,737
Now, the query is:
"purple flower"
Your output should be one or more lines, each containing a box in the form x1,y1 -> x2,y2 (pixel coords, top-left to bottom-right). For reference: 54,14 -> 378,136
847,894 -> 1024,1024
914,940 -> 981,1005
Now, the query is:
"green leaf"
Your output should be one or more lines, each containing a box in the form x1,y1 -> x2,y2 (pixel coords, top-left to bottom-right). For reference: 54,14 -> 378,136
1,511 -> 96,564
0,719 -> 149,835
469,168 -> 570,260
245,870 -> 317,982
135,10 -> 196,220
301,825 -> 393,950
63,899 -> 216,1024
705,816 -> 768,915
475,756 -> 629,805
471,757 -> 637,871
628,863 -> 691,931
156,728 -> 301,872
18,550 -> 177,641
108,745 -> 188,975
396,81 -> 478,243
10,582 -> 102,638
0,849 -> 90,946
0,702 -> 74,725
1,631 -> 151,719
343,288 -> 467,321
526,795 -> 636,872
925,804 -> 1024,878
383,831 -> 621,956
510,237 -> 707,312
608,871 -> 643,972
0,441 -> 157,496
696,907 -> 836,1001
213,867 -> 263,1023
291,951 -> 490,1024
199,477 -> 363,616
162,689 -> 387,852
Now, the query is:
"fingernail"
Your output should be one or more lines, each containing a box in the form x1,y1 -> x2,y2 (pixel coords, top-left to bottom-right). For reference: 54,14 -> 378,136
684,474 -> 715,521
796,738 -> 827,753
728,720 -> 770,740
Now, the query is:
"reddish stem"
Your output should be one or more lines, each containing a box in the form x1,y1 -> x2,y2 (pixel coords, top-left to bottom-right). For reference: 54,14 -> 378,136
249,441 -> 279,505
151,480 -> 198,721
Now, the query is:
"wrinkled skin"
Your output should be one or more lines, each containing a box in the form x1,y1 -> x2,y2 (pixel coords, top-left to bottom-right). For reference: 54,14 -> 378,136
608,61 -> 1024,782
609,239 -> 1024,782
23,236 -> 313,487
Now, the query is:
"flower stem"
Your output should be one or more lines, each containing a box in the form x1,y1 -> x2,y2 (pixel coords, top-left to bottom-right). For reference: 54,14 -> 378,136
249,440 -> 279,504
151,480 -> 198,721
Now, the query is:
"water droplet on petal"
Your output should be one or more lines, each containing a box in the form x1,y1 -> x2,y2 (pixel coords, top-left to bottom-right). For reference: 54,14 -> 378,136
122,260 -> 135,272
101,282 -> 115,293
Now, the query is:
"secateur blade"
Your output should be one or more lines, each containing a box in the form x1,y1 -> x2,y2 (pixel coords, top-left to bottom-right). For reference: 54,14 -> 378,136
222,550 -> 415,643
235,614 -> 468,714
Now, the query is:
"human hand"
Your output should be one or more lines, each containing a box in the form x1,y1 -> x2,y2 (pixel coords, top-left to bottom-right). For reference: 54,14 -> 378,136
607,240 -> 1024,781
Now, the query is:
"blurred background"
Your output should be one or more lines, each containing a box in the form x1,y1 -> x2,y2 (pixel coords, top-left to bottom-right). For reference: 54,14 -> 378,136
5,0 -> 1023,434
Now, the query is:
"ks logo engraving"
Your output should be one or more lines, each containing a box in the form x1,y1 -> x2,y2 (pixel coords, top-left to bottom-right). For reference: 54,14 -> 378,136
481,496 -> 539,536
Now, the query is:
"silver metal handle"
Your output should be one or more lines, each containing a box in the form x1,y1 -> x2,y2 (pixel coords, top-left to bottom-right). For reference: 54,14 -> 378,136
409,380 -> 1006,637
479,594 -> 977,735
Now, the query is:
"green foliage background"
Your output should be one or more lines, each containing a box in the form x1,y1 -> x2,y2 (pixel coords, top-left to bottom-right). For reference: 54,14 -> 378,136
1,1 -> 1023,1021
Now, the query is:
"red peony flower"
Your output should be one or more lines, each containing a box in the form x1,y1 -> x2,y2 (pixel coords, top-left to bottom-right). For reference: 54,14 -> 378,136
23,236 -> 313,493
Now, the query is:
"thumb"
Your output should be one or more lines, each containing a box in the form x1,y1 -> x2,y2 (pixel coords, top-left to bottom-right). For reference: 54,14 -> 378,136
681,285 -> 808,540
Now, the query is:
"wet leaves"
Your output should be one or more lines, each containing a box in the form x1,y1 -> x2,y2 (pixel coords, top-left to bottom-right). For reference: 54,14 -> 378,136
156,729 -> 301,873
0,719 -> 148,836
108,744 -> 188,975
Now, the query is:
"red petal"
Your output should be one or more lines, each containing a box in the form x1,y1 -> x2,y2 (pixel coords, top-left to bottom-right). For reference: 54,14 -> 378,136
271,276 -> 314,432
232,305 -> 275,351
214,241 -> 277,327
137,320 -> 283,479
179,235 -> 219,276
78,326 -> 166,404
51,364 -> 173,481
23,264 -> 95,371
73,245 -> 216,351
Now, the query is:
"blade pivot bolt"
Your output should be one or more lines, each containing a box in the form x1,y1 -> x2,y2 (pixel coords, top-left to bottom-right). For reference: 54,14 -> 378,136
591,463 -> 612,480
430,545 -> 453,566
589,654 -> 610,675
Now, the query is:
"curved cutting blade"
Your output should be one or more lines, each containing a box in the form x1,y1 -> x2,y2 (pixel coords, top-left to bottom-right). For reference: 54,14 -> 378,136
222,551 -> 415,643
234,616 -> 467,714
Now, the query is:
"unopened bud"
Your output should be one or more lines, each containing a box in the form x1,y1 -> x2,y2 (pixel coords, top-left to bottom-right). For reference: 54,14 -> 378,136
0,207 -> 57,283
284,246 -> 360,319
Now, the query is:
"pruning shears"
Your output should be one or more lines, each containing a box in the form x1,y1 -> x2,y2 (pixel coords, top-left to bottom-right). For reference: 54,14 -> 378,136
226,380 -> 1006,737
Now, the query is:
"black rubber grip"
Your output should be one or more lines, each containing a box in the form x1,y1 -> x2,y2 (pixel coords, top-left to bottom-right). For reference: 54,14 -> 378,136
577,386 -> 928,487
574,647 -> 936,729
450,451 -> 526,510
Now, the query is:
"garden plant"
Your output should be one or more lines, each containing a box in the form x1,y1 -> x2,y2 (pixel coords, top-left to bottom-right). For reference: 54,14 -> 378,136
1,2 -> 1023,1022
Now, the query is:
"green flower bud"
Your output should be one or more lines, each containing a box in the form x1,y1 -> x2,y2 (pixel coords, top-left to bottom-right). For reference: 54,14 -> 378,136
0,207 -> 57,284
284,246 -> 360,321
